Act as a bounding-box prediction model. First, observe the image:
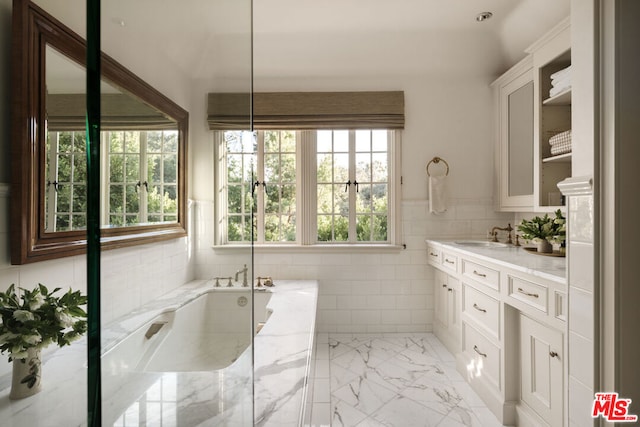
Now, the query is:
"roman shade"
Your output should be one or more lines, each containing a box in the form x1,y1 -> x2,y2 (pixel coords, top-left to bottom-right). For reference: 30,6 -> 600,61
207,91 -> 405,130
47,93 -> 177,130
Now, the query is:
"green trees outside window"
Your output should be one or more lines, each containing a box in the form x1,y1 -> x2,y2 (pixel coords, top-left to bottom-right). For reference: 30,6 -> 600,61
45,130 -> 178,231
221,129 -> 393,245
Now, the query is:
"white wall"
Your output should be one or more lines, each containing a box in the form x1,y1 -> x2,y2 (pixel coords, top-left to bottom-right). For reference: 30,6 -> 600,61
192,72 -> 513,333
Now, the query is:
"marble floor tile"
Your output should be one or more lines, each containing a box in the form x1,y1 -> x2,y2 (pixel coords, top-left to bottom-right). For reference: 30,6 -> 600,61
327,333 -> 504,427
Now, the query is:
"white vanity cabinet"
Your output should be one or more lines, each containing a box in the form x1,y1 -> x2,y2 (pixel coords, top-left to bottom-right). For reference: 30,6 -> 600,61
427,240 -> 567,426
494,17 -> 571,212
431,253 -> 461,355
519,314 -> 564,427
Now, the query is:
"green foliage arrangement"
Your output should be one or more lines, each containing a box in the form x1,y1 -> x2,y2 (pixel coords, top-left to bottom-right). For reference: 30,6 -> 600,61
0,284 -> 87,361
517,209 -> 566,244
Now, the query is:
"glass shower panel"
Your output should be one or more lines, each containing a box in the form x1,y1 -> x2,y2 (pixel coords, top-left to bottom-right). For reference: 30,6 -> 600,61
93,1 -> 254,426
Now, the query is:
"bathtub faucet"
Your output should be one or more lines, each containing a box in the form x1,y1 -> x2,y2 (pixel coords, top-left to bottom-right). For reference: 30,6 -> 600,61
235,264 -> 249,287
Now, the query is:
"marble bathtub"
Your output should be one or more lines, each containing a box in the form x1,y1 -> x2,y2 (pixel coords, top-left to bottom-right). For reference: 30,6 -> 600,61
102,288 -> 273,374
0,280 -> 318,427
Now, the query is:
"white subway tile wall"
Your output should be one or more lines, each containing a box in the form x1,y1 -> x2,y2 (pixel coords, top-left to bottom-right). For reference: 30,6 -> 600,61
194,198 -> 513,333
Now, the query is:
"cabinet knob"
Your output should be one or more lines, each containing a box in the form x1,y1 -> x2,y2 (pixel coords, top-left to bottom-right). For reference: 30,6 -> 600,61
550,351 -> 559,358
447,288 -> 453,292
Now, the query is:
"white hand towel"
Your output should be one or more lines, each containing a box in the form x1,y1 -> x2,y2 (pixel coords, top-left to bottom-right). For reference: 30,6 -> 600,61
429,175 -> 447,214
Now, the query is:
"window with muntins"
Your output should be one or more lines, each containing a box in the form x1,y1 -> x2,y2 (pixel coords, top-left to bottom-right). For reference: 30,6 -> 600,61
45,130 -> 178,231
216,129 -> 400,246
106,130 -> 179,227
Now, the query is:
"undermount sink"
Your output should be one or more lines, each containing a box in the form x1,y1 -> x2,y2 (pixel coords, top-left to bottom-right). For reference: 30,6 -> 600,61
453,240 -> 510,248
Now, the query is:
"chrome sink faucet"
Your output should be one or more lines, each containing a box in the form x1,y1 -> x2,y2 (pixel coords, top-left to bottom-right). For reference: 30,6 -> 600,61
235,264 -> 249,287
490,223 -> 513,244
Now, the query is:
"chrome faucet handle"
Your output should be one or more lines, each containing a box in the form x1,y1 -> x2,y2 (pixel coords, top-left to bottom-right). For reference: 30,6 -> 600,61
227,277 -> 233,287
242,264 -> 248,287
514,234 -> 521,246
263,277 -> 274,287
214,278 -> 221,287
256,277 -> 263,287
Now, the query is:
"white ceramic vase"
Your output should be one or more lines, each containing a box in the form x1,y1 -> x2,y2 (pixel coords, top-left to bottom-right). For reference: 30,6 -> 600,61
536,239 -> 553,254
9,348 -> 42,400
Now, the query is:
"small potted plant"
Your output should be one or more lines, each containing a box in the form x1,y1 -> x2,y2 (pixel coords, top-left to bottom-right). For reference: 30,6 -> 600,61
0,284 -> 87,399
517,210 -> 566,254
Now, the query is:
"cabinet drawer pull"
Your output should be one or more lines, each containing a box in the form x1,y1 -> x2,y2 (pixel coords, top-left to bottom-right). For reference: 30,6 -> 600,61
429,252 -> 439,257
472,303 -> 487,313
447,288 -> 453,292
445,258 -> 455,264
550,351 -> 559,358
442,284 -> 448,288
517,287 -> 539,298
473,270 -> 486,278
473,345 -> 487,358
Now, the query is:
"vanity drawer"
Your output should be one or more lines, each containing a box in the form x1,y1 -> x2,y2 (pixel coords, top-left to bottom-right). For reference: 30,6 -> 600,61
461,259 -> 500,291
441,251 -> 458,273
463,284 -> 500,339
462,322 -> 501,391
508,275 -> 548,313
427,246 -> 441,267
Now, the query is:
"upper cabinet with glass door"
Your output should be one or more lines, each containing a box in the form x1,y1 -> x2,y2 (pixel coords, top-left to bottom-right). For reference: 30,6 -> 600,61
494,17 -> 570,212
493,56 -> 534,211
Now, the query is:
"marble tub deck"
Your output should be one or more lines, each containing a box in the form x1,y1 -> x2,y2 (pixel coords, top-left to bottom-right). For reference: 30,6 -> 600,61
0,280 -> 318,427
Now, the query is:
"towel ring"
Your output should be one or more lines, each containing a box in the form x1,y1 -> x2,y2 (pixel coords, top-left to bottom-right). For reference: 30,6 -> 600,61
426,157 -> 449,176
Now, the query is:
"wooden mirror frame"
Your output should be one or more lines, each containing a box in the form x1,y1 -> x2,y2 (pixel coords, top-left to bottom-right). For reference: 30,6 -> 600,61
10,0 -> 188,264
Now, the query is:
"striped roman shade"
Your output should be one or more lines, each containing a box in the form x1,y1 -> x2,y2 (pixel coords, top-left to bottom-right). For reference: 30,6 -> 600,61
47,93 -> 177,130
207,91 -> 405,130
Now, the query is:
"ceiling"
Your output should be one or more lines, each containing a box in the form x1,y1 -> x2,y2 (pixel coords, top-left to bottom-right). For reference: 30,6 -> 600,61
36,0 -> 570,84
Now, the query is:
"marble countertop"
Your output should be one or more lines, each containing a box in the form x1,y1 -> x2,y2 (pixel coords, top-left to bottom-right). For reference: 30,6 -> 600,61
0,280 -> 318,427
426,239 -> 566,284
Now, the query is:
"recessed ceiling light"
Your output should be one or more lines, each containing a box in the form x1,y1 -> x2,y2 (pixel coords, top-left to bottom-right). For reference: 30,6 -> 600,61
476,12 -> 493,22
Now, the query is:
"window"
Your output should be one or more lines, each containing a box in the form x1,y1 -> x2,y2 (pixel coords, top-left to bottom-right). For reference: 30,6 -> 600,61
45,129 -> 178,231
217,129 -> 401,246
105,130 -> 179,227
45,131 -> 87,231
316,130 -> 389,243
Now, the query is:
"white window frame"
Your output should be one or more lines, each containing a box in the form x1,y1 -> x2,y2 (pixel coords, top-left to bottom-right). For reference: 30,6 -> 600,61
100,130 -> 179,227
214,129 -> 403,249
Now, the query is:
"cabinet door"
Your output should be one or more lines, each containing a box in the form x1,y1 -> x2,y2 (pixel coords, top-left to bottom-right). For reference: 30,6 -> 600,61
497,65 -> 535,211
434,269 -> 449,327
447,275 -> 461,343
520,314 -> 563,426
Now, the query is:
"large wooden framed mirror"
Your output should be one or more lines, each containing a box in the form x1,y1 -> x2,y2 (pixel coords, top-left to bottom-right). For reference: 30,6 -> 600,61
10,0 -> 188,264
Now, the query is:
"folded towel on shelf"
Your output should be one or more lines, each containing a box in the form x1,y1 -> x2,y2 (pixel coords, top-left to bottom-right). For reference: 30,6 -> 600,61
549,65 -> 572,98
549,80 -> 571,98
548,129 -> 572,156
549,129 -> 572,146
550,65 -> 572,82
550,141 -> 572,156
428,175 -> 447,214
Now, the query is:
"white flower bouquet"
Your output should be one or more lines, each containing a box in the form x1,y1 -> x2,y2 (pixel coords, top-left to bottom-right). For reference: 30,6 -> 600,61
0,284 -> 87,361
